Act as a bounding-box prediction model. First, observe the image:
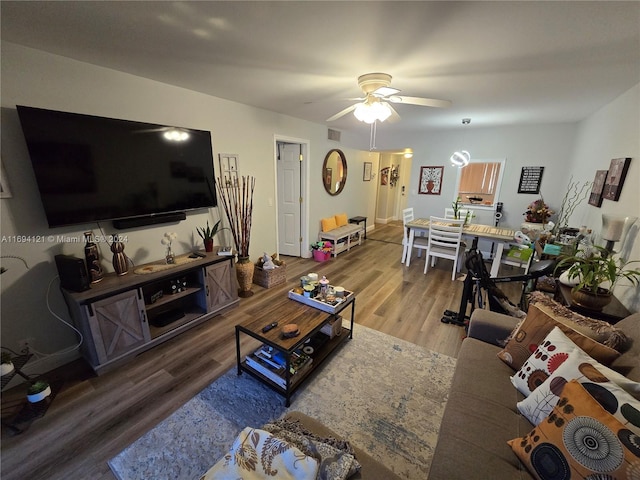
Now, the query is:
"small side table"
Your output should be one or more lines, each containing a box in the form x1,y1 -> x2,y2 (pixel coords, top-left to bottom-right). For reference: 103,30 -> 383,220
555,282 -> 631,324
349,216 -> 367,240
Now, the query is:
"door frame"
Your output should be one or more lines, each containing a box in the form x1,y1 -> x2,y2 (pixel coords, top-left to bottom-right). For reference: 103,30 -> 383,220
274,135 -> 310,258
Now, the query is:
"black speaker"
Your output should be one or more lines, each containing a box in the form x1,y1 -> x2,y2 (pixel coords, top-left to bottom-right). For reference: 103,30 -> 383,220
112,211 -> 186,230
55,254 -> 91,292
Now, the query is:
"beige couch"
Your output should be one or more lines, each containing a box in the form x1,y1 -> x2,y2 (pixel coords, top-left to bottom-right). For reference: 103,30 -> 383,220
428,307 -> 640,480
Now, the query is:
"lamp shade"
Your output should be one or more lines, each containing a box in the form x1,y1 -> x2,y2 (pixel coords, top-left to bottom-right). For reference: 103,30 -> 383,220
601,214 -> 625,242
354,102 -> 391,124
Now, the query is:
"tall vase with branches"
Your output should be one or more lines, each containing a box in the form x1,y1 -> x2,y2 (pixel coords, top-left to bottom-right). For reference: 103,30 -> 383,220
216,175 -> 256,297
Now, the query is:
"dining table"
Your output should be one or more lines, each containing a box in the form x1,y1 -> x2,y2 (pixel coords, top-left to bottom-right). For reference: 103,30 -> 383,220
405,218 -> 517,277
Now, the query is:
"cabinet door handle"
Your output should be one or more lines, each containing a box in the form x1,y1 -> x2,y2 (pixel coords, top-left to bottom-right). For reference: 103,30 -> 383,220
206,284 -> 210,297
140,310 -> 147,323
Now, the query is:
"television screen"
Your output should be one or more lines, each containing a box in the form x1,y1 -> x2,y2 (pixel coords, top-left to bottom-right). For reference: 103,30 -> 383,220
16,105 -> 216,228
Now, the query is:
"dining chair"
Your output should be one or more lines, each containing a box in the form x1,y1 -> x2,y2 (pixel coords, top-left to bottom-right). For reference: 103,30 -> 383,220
402,208 -> 428,264
424,216 -> 466,280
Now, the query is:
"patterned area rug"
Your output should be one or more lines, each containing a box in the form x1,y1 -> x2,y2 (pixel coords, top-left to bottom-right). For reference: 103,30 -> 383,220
108,324 -> 456,480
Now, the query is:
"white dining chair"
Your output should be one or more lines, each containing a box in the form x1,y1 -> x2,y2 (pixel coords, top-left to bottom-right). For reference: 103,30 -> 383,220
402,208 -> 428,264
424,216 -> 466,280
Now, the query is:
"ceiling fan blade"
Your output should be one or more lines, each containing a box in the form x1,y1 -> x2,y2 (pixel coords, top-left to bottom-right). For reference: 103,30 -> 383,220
373,86 -> 400,97
326,104 -> 358,122
388,95 -> 452,108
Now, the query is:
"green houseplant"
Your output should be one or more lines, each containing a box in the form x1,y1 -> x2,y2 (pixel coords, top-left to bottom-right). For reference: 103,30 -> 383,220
555,245 -> 640,310
27,380 -> 51,403
1,351 -> 14,376
197,220 -> 225,252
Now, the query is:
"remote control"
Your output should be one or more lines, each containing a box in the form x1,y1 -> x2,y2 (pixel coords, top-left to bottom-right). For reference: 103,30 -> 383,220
262,322 -> 278,333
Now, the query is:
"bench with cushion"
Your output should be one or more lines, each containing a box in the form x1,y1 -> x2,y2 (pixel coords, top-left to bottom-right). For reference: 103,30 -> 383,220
318,213 -> 364,256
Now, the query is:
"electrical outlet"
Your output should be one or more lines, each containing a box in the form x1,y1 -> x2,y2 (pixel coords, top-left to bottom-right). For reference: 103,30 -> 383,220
18,337 -> 35,353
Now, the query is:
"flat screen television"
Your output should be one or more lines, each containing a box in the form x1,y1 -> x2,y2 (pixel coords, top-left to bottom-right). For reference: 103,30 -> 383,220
16,105 -> 216,228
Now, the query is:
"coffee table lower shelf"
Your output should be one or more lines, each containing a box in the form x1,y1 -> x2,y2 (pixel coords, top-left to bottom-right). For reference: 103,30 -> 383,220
239,327 -> 351,405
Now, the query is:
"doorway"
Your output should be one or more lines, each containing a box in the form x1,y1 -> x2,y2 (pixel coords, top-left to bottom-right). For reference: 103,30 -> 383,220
375,153 -> 411,223
275,137 -> 309,257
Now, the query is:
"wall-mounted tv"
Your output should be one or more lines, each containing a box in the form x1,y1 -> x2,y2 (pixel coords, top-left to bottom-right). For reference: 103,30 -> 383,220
16,105 -> 216,228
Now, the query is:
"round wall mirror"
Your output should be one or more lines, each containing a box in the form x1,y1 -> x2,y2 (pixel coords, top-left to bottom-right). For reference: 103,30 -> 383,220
322,149 -> 347,195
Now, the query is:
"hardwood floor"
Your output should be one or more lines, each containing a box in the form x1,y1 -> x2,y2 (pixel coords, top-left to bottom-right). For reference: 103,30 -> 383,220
1,222 -> 522,480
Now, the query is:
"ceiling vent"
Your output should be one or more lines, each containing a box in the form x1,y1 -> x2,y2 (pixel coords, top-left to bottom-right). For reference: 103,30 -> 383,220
328,128 -> 341,142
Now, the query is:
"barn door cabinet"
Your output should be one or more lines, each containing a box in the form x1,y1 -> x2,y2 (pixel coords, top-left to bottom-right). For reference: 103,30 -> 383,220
62,252 -> 238,374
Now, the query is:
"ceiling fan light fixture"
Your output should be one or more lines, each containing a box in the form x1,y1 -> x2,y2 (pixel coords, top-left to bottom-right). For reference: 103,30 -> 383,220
354,101 -> 392,124
450,150 -> 470,167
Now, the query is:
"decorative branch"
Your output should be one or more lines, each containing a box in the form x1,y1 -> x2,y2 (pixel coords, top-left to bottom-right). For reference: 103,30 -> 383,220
215,175 -> 255,260
554,176 -> 592,233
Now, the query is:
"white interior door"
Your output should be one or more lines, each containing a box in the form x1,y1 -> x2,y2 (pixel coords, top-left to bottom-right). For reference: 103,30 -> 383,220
277,143 -> 301,256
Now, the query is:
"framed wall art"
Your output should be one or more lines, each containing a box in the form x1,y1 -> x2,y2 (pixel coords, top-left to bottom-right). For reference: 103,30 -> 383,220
363,162 -> 372,181
218,153 -> 239,188
517,166 -> 544,194
418,166 -> 443,195
588,170 -> 608,207
602,157 -> 631,201
380,167 -> 389,186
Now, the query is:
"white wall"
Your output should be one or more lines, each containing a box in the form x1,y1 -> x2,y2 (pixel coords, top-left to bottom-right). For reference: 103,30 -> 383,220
567,84 -> 640,310
0,43 -> 378,373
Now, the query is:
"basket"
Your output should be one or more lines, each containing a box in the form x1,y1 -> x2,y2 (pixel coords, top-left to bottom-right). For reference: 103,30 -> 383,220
253,264 -> 287,288
313,250 -> 331,262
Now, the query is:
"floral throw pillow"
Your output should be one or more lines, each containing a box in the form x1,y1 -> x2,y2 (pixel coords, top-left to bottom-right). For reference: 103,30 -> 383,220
509,380 -> 640,480
497,304 -> 620,371
511,326 -> 605,397
201,427 -> 318,480
516,346 -> 640,426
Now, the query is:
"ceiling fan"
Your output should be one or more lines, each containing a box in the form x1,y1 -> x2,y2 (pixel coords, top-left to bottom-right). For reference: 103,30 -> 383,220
326,73 -> 452,123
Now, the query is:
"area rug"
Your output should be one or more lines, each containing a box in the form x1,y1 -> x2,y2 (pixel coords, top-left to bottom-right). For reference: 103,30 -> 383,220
108,324 -> 457,480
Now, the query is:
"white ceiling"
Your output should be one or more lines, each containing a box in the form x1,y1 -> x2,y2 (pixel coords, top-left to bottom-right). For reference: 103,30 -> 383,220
2,1 -> 639,137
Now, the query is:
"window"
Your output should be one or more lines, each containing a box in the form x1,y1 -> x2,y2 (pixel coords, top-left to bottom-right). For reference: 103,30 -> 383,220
454,159 -> 505,208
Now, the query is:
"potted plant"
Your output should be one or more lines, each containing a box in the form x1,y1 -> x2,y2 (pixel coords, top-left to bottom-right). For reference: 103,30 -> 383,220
1,351 -> 14,376
27,380 -> 51,403
215,176 -> 256,297
197,220 -> 224,252
452,197 -> 462,220
555,245 -> 640,311
524,198 -> 554,224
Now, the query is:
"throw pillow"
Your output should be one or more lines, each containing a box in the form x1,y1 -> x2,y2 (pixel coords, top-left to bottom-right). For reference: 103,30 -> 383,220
527,291 -> 628,350
516,345 -> 640,425
201,427 -> 319,480
509,380 -> 640,480
321,217 -> 338,232
497,304 -> 621,371
334,213 -> 348,227
510,327 -> 619,397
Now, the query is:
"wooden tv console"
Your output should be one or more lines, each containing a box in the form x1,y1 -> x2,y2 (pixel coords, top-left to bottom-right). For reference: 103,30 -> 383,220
61,251 -> 239,374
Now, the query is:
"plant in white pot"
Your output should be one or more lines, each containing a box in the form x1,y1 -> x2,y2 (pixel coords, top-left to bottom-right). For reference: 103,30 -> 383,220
1,351 -> 15,376
555,245 -> 640,311
27,380 -> 51,403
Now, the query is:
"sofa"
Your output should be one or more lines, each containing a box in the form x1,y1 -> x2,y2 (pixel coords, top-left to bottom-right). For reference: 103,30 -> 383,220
428,294 -> 640,480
